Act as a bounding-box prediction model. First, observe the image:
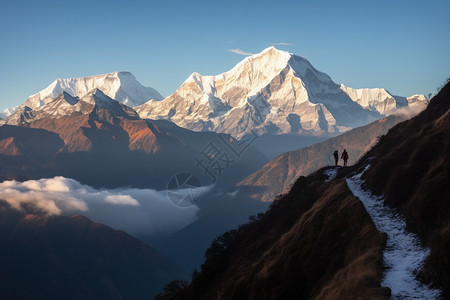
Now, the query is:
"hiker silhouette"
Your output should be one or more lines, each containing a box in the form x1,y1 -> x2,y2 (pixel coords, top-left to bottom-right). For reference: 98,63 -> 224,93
341,149 -> 349,167
333,150 -> 339,166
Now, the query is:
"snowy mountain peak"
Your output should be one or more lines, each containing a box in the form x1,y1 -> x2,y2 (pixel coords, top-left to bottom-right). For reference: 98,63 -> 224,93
238,46 -> 327,81
136,47 -> 428,139
254,46 -> 292,60
24,71 -> 162,109
240,46 -> 292,68
81,88 -> 110,105
228,47 -> 292,81
5,88 -> 140,126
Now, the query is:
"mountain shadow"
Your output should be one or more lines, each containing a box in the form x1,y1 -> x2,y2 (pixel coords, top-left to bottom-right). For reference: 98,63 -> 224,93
0,203 -> 186,300
0,125 -> 64,159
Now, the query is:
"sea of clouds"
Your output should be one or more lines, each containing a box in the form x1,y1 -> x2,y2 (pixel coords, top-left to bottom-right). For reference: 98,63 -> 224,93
0,176 -> 203,238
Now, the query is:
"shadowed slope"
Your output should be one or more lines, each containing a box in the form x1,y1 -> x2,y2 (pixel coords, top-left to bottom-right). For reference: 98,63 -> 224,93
0,204 -> 185,300
156,173 -> 389,299
362,80 -> 450,296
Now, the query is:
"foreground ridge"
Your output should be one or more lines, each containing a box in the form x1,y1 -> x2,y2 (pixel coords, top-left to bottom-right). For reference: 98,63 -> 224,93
346,166 -> 441,299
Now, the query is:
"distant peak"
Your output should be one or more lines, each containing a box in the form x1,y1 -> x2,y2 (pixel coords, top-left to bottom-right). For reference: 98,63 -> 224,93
262,45 -> 282,52
83,88 -> 110,102
227,46 -> 293,74
257,46 -> 292,57
184,72 -> 203,85
187,72 -> 202,79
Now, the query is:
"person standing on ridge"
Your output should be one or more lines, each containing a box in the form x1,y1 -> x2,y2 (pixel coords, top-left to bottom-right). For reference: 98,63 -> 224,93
333,150 -> 339,166
341,149 -> 349,167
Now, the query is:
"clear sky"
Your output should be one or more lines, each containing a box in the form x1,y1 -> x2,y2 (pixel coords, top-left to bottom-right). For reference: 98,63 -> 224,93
1,0 -> 449,111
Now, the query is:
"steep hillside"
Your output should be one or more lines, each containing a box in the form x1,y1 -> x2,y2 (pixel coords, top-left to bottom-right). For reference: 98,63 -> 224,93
156,173 -> 389,299
239,114 -> 406,201
362,79 -> 450,296
0,203 -> 185,300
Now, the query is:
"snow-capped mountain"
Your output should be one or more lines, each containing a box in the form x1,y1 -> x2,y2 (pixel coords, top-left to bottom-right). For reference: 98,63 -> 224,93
6,89 -> 139,127
136,47 -> 427,138
0,106 -> 20,119
340,84 -> 428,114
2,88 -> 266,187
24,71 -> 162,109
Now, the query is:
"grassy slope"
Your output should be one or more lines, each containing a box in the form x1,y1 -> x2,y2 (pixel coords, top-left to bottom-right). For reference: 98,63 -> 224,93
158,171 -> 389,299
362,81 -> 450,296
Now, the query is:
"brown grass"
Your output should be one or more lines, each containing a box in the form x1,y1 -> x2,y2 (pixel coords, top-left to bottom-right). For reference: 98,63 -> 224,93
362,82 -> 450,296
176,177 -> 388,299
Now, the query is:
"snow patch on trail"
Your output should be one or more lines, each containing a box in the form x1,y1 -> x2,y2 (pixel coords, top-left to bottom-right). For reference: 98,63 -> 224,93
323,167 -> 338,182
346,166 -> 441,299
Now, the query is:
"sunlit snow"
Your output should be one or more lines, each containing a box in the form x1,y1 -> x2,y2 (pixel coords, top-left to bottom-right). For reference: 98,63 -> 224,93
346,166 -> 441,299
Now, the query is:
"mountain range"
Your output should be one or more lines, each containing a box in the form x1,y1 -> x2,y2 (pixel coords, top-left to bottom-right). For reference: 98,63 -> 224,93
1,47 -> 427,160
0,71 -> 162,119
3,47 -> 426,142
25,71 -> 162,108
136,47 -> 427,139
0,88 -> 266,189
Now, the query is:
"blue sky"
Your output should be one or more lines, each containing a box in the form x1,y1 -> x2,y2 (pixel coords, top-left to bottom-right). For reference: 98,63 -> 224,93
1,0 -> 449,110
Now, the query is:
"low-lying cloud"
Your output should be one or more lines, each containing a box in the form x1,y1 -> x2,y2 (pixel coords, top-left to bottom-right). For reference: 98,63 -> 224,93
389,103 -> 427,119
0,176 -> 138,214
0,176 -> 203,238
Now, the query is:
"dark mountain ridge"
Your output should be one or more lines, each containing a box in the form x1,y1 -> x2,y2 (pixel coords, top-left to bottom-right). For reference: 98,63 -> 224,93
0,203 -> 186,300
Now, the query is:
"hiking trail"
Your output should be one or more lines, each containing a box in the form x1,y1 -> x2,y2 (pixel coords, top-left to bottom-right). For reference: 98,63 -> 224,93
346,166 -> 441,299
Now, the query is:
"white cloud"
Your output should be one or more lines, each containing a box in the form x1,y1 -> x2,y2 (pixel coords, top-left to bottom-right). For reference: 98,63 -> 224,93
388,103 -> 427,119
227,48 -> 254,56
0,176 -> 205,238
272,42 -> 293,46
